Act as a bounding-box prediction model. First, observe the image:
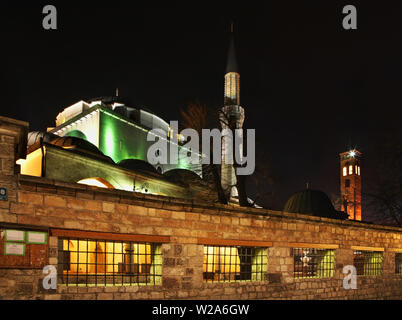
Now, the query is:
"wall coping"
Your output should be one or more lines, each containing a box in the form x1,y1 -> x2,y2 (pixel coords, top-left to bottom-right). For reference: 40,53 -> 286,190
17,174 -> 402,234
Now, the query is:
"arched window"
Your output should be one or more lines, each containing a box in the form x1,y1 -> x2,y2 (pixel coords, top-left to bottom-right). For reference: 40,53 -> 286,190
358,166 -> 361,176
77,177 -> 114,189
349,165 -> 353,175
343,167 -> 347,176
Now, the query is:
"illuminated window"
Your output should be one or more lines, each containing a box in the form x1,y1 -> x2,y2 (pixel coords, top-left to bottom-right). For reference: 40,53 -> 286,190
396,253 -> 402,275
358,166 -> 361,176
78,178 -> 114,189
293,248 -> 335,279
343,167 -> 347,176
203,246 -> 267,282
349,165 -> 353,175
353,251 -> 383,276
58,238 -> 162,286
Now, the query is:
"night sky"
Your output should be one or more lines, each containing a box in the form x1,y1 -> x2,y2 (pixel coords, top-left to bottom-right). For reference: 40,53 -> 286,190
1,2 -> 402,219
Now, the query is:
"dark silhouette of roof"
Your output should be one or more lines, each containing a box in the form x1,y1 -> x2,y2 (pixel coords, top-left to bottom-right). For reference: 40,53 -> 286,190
164,169 -> 204,186
87,96 -> 157,116
117,159 -> 160,175
87,96 -> 132,106
283,189 -> 348,220
226,33 -> 239,73
49,136 -> 114,164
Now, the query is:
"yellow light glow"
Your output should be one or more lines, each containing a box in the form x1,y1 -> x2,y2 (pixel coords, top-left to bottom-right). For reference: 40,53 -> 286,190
19,148 -> 43,177
203,246 -> 240,274
349,165 -> 353,175
77,177 -> 114,189
63,240 -> 152,275
16,159 -> 26,165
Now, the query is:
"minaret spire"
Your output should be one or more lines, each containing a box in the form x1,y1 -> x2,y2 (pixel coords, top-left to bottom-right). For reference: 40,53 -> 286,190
226,24 -> 239,74
220,24 -> 245,201
224,23 -> 240,106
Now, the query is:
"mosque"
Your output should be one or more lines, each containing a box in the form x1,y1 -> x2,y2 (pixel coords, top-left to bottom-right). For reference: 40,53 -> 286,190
17,32 -> 358,221
1,31 -> 395,302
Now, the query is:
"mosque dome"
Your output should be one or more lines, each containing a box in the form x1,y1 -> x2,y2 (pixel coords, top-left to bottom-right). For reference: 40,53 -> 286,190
118,159 -> 160,175
49,136 -> 114,164
164,169 -> 204,186
283,189 -> 348,220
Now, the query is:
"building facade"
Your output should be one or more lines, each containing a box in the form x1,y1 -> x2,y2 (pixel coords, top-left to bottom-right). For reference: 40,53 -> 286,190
1,116 -> 402,300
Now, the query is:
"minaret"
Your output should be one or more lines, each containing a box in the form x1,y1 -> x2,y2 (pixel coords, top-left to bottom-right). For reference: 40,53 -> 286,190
220,28 -> 245,200
340,149 -> 362,221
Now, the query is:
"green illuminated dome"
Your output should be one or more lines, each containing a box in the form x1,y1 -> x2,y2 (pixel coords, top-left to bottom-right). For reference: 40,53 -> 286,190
284,189 -> 348,220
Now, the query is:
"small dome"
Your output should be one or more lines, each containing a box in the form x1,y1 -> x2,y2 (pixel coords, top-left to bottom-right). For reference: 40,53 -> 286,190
164,169 -> 204,186
284,189 -> 348,220
118,159 -> 160,175
49,136 -> 114,163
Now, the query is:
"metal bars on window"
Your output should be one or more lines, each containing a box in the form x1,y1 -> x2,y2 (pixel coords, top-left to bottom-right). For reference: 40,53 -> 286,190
292,248 -> 335,279
203,246 -> 267,282
353,251 -> 383,276
57,238 -> 162,286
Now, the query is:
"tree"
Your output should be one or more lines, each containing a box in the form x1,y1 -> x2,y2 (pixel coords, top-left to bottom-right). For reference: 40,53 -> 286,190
180,101 -> 274,208
180,101 -> 227,204
365,128 -> 402,226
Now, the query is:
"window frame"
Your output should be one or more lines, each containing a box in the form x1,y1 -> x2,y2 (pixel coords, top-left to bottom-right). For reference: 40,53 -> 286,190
292,247 -> 335,280
57,237 -> 163,287
353,250 -> 384,276
202,244 -> 268,283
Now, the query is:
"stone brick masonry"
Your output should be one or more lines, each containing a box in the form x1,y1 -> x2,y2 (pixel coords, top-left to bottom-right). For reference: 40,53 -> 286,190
0,116 -> 401,300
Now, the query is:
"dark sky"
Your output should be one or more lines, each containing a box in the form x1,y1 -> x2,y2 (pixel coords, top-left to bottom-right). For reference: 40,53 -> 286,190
1,2 -> 402,218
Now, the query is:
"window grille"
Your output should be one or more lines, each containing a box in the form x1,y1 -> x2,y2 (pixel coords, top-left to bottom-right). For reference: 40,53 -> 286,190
57,238 -> 162,286
203,246 -> 267,282
292,248 -> 335,279
395,253 -> 402,275
353,251 -> 383,276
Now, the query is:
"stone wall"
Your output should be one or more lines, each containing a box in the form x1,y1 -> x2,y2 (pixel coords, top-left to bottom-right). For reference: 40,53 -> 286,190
0,174 -> 401,300
0,116 -> 402,300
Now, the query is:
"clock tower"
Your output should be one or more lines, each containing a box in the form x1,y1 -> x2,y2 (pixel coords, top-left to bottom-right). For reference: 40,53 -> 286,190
340,149 -> 362,221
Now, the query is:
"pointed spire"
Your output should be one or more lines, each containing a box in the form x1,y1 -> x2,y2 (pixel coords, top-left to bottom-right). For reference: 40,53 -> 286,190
226,22 -> 238,74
